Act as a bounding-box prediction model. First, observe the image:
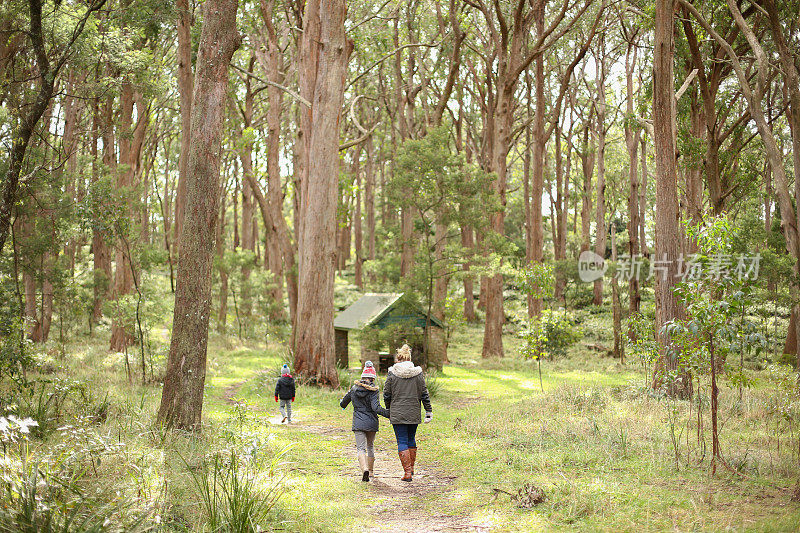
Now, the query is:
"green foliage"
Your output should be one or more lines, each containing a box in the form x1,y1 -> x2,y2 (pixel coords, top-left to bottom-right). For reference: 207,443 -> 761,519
0,415 -> 149,532
424,369 -> 440,398
516,262 -> 555,302
0,276 -> 29,381
388,125 -> 501,342
519,310 -> 581,360
357,319 -> 422,354
186,448 -> 285,532
624,312 -> 660,385
7,378 -> 94,439
666,217 -> 767,387
217,249 -> 282,338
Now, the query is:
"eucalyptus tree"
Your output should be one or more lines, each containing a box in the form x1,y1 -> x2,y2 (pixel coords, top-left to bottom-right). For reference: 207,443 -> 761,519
292,0 -> 349,387
158,0 -> 240,431
464,0 -> 595,357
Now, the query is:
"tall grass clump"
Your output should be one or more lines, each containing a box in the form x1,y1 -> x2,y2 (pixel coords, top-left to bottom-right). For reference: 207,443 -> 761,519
425,369 -> 441,398
186,447 -> 286,532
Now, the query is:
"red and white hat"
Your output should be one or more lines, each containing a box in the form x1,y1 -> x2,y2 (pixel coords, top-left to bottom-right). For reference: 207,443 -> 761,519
361,360 -> 377,379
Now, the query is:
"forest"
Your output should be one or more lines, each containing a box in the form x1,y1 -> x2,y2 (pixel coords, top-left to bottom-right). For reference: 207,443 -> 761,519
1,0 -> 800,530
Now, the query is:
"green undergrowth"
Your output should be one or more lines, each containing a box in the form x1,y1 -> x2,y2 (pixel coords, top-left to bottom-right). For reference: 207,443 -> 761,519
2,320 -> 799,531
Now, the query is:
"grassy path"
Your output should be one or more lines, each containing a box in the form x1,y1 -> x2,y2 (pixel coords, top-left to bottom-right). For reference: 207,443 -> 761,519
217,364 -> 488,532
51,331 -> 800,531
202,336 -> 800,532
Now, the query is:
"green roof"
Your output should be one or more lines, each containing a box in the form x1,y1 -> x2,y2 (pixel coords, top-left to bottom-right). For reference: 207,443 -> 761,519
333,293 -> 444,331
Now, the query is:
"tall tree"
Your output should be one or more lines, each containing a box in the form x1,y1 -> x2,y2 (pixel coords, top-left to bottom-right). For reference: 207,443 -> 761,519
652,0 -> 690,397
471,0 -> 593,358
157,0 -> 240,431
0,0 -> 106,254
172,0 -> 194,256
592,30 -> 607,306
292,0 -> 349,386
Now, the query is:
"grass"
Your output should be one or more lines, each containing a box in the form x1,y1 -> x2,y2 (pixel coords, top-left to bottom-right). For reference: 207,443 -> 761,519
2,312 -> 799,531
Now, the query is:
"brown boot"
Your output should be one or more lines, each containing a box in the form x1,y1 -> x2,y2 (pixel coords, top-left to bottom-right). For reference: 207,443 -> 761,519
408,447 -> 417,476
398,450 -> 413,482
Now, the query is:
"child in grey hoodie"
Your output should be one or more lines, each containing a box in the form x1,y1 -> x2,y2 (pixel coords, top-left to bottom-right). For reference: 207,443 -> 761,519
274,363 -> 295,423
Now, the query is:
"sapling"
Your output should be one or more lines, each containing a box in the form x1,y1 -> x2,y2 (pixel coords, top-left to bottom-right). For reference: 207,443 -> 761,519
517,263 -> 556,391
664,217 -> 765,474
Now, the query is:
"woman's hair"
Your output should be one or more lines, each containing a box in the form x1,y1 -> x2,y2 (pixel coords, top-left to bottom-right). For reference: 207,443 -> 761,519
396,344 -> 412,362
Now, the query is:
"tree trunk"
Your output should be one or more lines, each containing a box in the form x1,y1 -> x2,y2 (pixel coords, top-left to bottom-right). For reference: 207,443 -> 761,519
579,123 -> 594,253
625,41 -> 641,314
400,207 -> 414,276
433,221 -> 448,321
481,82 -> 514,359
257,3 -> 291,322
173,0 -> 194,258
354,148 -> 364,289
110,81 -> 145,352
652,0 -> 690,398
293,0 -> 349,386
217,192 -> 228,332
611,224 -> 623,361
461,224 -> 476,322
593,37 -> 607,306
639,134 -> 649,257
93,94 -> 115,324
239,64 -> 256,319
162,136 -> 175,292
762,0 -> 800,366
157,0 -> 240,431
686,84 -> 704,240
529,11 -> 546,318
23,216 -> 39,340
554,114 -> 567,300
365,134 -> 376,283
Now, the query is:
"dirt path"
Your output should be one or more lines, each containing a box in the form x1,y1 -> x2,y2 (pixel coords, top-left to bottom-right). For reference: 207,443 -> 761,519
290,422 -> 491,533
221,378 -> 491,533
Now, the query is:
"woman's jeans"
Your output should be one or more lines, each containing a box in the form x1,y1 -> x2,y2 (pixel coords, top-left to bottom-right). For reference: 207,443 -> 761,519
393,423 -> 418,451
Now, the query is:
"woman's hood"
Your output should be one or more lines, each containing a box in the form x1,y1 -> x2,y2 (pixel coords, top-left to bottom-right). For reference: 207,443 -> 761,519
388,360 -> 422,378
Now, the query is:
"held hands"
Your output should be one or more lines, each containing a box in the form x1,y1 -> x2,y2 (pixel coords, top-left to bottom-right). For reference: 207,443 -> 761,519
291,397 -> 295,402
424,412 -> 432,423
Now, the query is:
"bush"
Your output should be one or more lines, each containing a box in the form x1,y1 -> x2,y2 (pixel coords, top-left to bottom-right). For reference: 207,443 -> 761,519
0,421 -> 149,532
519,310 -> 581,360
10,378 -> 92,439
425,369 -> 440,398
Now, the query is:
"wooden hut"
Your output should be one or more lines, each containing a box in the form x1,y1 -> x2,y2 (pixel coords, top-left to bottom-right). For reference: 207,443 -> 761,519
333,293 -> 445,371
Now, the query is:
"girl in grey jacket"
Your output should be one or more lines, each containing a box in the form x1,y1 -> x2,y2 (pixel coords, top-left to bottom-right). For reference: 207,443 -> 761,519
383,344 -> 432,482
340,361 -> 389,481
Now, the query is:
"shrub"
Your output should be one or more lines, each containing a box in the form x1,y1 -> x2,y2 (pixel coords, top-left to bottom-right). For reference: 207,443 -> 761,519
0,420 -> 149,532
424,369 -> 440,398
519,310 -> 581,360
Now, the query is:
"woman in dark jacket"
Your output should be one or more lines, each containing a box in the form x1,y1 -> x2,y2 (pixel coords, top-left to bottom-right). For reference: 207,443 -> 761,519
340,361 -> 389,481
383,344 -> 432,482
